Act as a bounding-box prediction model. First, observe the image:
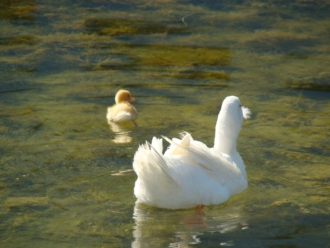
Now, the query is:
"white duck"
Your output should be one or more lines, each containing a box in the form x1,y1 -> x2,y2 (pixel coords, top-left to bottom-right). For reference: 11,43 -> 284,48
132,96 -> 251,209
107,89 -> 137,126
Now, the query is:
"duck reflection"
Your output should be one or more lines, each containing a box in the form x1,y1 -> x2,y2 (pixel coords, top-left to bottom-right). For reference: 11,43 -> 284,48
132,201 -> 248,247
108,122 -> 133,144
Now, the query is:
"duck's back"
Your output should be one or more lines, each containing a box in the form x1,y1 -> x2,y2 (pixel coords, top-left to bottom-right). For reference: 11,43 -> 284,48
134,154 -> 232,209
133,136 -> 247,209
107,102 -> 137,122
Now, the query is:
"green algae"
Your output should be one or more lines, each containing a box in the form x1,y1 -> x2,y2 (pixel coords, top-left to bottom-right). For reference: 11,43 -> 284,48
132,45 -> 230,67
0,0 -> 36,22
0,36 -> 36,46
286,80 -> 330,92
171,70 -> 230,81
84,18 -> 189,36
81,44 -> 230,82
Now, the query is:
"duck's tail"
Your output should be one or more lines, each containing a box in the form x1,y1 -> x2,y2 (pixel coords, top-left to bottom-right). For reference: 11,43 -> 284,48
133,137 -> 177,185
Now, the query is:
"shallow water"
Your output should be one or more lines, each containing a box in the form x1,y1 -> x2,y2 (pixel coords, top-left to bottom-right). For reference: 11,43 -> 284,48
0,0 -> 329,247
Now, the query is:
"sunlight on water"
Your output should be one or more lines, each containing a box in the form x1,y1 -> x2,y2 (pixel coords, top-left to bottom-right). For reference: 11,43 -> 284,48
0,0 -> 329,247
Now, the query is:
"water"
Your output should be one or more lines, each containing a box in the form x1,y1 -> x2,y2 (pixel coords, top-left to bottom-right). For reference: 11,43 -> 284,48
1,0 -> 329,247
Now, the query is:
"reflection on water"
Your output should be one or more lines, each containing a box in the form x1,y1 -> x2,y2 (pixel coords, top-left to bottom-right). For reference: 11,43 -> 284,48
108,121 -> 133,144
132,202 -> 248,247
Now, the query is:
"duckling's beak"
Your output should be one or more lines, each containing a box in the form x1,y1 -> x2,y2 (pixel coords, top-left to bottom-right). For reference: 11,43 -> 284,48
130,97 -> 135,102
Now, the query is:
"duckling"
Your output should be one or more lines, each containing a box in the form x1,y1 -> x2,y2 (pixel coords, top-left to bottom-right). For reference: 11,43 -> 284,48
107,89 -> 137,126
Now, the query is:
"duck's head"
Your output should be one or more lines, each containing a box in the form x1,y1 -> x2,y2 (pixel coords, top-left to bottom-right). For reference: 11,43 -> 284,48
115,90 -> 135,103
214,96 -> 251,153
219,96 -> 251,129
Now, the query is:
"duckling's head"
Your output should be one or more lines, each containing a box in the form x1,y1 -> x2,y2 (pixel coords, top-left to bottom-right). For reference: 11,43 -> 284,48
115,90 -> 135,103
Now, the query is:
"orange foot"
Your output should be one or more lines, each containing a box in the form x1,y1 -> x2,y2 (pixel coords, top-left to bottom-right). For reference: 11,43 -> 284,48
181,206 -> 208,229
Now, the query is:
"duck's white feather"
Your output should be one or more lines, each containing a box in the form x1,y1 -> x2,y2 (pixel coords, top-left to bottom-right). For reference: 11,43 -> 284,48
242,106 -> 251,120
133,95 -> 250,209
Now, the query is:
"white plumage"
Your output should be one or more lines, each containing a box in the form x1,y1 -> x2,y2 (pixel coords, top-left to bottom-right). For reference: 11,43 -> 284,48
133,96 -> 251,209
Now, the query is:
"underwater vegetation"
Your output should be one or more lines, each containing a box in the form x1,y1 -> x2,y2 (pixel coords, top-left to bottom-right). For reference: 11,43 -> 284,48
84,18 -> 189,36
0,35 -> 36,46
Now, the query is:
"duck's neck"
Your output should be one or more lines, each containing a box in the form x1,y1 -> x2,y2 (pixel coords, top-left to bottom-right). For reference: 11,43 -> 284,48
214,115 -> 240,157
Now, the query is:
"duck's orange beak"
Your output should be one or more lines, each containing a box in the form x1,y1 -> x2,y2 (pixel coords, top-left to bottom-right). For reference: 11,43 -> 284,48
130,97 -> 135,102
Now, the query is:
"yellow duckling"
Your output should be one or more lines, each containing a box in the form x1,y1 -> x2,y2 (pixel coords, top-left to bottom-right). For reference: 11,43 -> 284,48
107,89 -> 137,126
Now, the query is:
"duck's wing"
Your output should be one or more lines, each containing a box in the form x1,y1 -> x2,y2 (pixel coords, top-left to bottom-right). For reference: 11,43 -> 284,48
164,132 -> 192,156
133,137 -> 178,186
110,111 -> 133,122
162,134 -> 241,186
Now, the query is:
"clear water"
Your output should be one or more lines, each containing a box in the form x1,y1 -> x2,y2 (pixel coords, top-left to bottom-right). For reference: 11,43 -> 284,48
0,0 -> 329,247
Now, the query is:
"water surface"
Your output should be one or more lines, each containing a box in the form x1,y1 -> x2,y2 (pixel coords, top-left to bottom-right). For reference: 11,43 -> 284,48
0,0 -> 329,247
